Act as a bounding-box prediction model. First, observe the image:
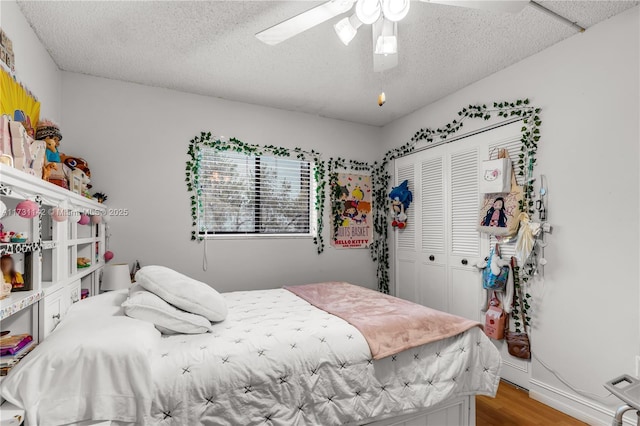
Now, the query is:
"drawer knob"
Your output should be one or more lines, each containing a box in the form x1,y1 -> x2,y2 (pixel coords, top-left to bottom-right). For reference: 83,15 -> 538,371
461,259 -> 468,265
429,255 -> 435,261
52,313 -> 60,320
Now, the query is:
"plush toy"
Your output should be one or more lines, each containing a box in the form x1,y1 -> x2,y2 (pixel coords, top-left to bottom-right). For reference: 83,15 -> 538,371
77,257 -> 91,268
61,155 -> 92,196
36,119 -> 68,189
389,180 -> 412,229
61,155 -> 91,178
93,192 -> 108,203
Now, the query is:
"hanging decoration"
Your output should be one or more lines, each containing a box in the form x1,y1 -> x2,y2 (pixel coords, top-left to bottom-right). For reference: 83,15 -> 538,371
90,215 -> 101,224
330,172 -> 373,249
104,251 -> 114,262
0,68 -> 40,133
183,99 -> 540,299
15,199 -> 39,219
388,180 -> 412,229
77,214 -> 90,225
51,207 -> 67,222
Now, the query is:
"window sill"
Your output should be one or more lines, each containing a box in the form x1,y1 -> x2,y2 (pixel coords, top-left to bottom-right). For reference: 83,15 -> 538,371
198,233 -> 316,241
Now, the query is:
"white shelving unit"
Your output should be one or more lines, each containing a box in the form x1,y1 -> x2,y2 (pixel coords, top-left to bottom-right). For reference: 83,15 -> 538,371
0,164 -> 109,413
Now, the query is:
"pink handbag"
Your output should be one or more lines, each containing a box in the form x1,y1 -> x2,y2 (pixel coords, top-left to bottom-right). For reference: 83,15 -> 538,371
484,292 -> 506,340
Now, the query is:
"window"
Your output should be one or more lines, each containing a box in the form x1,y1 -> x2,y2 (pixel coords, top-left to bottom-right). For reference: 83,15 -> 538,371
197,149 -> 313,236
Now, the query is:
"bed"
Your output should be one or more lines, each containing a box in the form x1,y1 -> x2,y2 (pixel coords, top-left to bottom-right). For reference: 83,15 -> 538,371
1,285 -> 501,426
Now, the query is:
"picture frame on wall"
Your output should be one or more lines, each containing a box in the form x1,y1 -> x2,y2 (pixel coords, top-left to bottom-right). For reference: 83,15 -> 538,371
330,172 -> 373,249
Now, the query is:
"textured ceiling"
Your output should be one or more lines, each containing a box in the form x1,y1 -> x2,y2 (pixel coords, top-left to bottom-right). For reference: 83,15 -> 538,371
18,1 -> 638,126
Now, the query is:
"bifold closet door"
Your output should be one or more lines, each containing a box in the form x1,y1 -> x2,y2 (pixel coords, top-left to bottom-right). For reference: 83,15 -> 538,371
447,144 -> 483,322
394,160 -> 419,303
418,147 -> 447,312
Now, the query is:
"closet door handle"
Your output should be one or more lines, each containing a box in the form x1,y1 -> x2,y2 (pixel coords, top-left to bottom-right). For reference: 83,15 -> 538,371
52,313 -> 60,320
429,255 -> 435,261
461,259 -> 468,265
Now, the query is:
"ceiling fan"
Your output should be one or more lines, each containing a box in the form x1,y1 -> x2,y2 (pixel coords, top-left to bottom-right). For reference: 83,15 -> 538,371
256,0 -> 529,72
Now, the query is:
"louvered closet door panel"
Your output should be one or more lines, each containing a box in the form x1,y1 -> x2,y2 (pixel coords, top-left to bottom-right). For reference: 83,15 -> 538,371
450,148 -> 480,256
418,153 -> 447,311
421,158 -> 445,253
448,146 -> 483,322
488,136 -> 523,259
394,159 -> 419,302
396,163 -> 416,250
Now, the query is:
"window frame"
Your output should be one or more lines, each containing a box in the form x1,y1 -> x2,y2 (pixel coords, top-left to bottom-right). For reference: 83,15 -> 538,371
196,148 -> 317,240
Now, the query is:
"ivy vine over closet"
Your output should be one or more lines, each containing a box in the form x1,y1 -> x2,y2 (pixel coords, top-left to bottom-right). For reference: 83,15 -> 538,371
185,99 -> 541,331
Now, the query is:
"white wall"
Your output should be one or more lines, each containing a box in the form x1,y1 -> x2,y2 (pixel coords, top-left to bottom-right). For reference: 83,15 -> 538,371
382,7 -> 639,424
0,0 -> 62,123
5,1 -> 640,422
60,73 -> 381,292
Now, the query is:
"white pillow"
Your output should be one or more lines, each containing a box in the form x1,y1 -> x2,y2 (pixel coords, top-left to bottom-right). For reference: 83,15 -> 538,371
122,286 -> 213,334
135,265 -> 227,322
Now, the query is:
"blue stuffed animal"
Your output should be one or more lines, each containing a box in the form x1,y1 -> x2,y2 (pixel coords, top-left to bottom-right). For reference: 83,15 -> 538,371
389,180 -> 412,229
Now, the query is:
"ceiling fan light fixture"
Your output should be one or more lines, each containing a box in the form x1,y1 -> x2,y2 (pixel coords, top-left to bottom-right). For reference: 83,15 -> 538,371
334,14 -> 363,45
381,0 -> 410,22
355,0 -> 382,25
375,35 -> 397,55
374,19 -> 397,55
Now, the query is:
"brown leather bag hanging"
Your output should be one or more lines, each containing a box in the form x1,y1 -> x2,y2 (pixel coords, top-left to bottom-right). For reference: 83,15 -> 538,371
505,257 -> 531,359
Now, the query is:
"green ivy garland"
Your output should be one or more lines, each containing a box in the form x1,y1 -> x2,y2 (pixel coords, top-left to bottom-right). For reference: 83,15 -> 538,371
381,99 -> 541,330
185,99 -> 541,325
185,132 -> 326,253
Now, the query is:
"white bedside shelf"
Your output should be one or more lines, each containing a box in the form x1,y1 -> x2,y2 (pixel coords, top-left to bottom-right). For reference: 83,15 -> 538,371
0,290 -> 44,321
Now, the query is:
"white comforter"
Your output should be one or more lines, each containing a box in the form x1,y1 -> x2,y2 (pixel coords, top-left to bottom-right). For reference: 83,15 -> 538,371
1,289 -> 501,426
149,289 -> 500,425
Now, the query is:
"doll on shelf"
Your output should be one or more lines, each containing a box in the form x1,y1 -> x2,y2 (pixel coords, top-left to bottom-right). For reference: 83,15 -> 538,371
36,119 -> 68,189
1,254 -> 25,290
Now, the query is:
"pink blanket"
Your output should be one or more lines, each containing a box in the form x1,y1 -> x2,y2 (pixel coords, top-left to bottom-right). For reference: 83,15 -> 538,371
285,282 -> 481,360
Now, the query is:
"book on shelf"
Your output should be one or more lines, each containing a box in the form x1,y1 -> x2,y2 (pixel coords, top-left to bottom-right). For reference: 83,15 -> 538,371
0,333 -> 32,356
0,340 -> 36,376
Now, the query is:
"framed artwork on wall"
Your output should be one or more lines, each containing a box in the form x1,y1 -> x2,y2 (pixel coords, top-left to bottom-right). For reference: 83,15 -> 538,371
330,172 -> 373,249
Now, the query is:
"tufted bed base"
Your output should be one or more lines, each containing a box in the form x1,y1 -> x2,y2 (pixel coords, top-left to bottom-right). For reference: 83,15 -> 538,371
360,395 -> 475,425
70,396 -> 474,426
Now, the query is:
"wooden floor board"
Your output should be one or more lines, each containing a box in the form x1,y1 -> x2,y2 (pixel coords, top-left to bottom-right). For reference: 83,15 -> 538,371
477,381 -> 587,426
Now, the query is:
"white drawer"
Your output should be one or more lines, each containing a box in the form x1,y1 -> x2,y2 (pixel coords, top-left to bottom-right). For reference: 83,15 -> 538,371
43,289 -> 64,338
68,280 -> 81,306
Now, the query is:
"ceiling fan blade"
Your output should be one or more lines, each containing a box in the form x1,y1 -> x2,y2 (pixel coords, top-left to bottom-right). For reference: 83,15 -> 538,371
372,19 -> 398,72
256,0 -> 355,46
420,0 -> 529,14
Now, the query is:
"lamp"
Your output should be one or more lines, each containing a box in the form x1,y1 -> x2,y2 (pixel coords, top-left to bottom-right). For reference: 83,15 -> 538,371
355,0 -> 381,25
101,263 -> 131,292
334,14 -> 363,46
375,19 -> 398,55
381,0 -> 410,22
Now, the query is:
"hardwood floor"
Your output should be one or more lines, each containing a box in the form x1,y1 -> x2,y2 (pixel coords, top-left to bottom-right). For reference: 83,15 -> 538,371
477,381 -> 587,426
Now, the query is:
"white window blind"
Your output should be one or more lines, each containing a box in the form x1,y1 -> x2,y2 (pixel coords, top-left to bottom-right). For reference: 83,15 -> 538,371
197,149 -> 313,235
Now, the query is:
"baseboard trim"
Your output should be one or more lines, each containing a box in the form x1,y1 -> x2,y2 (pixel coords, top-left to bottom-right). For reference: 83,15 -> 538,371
529,379 -> 636,426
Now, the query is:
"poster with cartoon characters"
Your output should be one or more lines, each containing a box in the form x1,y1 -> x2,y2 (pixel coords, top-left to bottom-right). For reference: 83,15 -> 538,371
331,173 -> 373,249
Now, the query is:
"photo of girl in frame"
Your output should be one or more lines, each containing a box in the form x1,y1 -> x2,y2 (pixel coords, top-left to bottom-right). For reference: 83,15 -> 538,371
481,196 -> 507,228
1,254 -> 26,291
